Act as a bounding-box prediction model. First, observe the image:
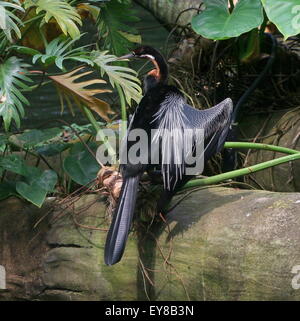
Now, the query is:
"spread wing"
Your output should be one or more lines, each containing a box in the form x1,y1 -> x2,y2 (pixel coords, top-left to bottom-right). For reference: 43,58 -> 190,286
151,91 -> 233,191
183,97 -> 233,161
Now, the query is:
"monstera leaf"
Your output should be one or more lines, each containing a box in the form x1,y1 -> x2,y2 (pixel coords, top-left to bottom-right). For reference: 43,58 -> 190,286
262,0 -> 300,40
96,0 -> 140,56
0,0 -> 24,42
24,0 -> 82,38
0,56 -> 32,131
31,35 -> 92,70
92,51 -> 142,105
14,35 -> 93,70
49,66 -> 114,121
191,0 -> 264,40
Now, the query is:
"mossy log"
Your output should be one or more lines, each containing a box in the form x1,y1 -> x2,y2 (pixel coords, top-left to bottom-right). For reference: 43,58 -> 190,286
0,187 -> 300,301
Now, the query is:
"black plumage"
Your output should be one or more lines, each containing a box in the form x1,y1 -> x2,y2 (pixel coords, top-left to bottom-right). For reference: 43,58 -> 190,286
104,46 -> 233,265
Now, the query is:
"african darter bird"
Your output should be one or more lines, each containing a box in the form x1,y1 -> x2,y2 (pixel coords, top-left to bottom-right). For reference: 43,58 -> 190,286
104,46 -> 233,265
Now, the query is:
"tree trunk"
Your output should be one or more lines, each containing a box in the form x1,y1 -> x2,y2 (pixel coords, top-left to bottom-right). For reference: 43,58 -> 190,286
135,0 -> 202,27
1,187 -> 300,301
239,108 -> 300,192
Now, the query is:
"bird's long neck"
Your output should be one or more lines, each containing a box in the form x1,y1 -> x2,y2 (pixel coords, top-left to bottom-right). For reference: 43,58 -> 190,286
144,50 -> 168,92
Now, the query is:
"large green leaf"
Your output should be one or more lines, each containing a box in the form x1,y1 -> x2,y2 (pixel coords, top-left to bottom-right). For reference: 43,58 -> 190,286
35,142 -> 71,157
0,56 -> 32,131
10,45 -> 40,56
262,0 -> 300,39
24,0 -> 82,38
97,0 -> 140,56
63,142 -> 100,185
0,153 -> 57,206
16,169 -> 57,207
0,0 -> 24,42
92,50 -> 142,105
18,128 -> 62,148
0,155 -> 42,177
16,181 -> 47,207
12,127 -> 71,156
25,168 -> 57,191
0,154 -> 28,176
191,0 -> 264,40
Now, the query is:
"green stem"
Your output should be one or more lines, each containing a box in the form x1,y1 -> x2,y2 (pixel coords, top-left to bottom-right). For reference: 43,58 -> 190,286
21,80 -> 52,91
82,106 -> 116,163
116,83 -> 127,139
259,10 -> 268,38
182,151 -> 300,190
23,14 -> 44,25
224,141 -> 299,155
39,28 -> 48,47
7,140 -> 53,170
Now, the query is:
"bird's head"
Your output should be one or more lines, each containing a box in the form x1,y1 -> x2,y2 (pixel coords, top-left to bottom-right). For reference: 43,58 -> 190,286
119,45 -> 161,61
119,45 -> 168,91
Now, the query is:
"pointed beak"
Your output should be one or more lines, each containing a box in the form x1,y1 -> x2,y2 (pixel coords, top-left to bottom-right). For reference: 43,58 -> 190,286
117,52 -> 135,61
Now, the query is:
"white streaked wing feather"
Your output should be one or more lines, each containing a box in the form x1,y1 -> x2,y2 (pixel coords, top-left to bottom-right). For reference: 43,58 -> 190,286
151,95 -> 233,191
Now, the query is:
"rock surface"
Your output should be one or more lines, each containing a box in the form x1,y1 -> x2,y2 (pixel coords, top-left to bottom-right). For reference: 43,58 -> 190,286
0,187 -> 300,300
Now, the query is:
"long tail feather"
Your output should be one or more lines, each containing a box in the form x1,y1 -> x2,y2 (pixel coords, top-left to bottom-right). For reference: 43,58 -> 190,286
104,176 -> 140,265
